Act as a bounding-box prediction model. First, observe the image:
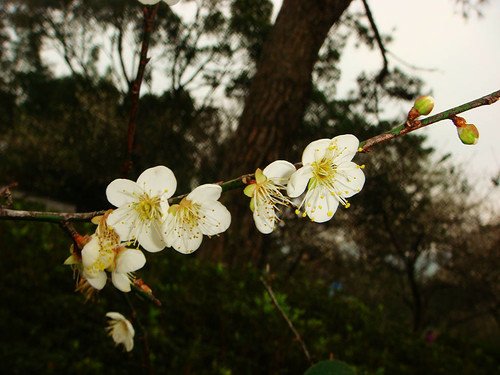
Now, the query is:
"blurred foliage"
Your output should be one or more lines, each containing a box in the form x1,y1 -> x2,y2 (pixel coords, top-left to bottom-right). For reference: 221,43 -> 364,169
0,0 -> 498,374
0,201 -> 498,374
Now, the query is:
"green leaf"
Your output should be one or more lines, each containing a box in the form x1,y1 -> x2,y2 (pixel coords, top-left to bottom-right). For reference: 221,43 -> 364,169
304,360 -> 356,375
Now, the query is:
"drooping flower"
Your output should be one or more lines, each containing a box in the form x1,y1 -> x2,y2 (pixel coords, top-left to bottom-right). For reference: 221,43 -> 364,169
138,0 -> 180,6
163,184 -> 231,254
287,134 -> 365,223
243,161 -> 296,234
106,312 -> 135,352
106,166 -> 177,252
82,214 -> 146,292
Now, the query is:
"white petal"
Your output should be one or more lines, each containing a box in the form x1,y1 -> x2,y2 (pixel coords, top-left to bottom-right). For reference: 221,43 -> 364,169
187,184 -> 222,203
136,166 -> 177,199
107,206 -> 138,242
124,337 -> 134,352
115,249 -> 146,274
305,186 -> 339,223
286,165 -> 313,198
106,179 -> 143,207
112,272 -> 131,292
301,139 -> 331,165
167,227 -> 203,254
198,201 -> 231,236
137,221 -> 166,252
81,236 -> 99,268
334,162 -> 366,197
164,0 -> 180,5
106,312 -> 125,320
263,160 -> 296,183
330,134 -> 359,164
138,0 -> 161,5
253,202 -> 275,234
84,270 -> 107,290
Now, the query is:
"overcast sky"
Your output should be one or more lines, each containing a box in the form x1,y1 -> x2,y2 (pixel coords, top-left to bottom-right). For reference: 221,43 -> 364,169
331,0 -> 500,209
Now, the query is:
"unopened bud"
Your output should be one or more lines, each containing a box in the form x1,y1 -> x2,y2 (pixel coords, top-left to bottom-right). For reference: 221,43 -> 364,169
457,124 -> 479,145
413,95 -> 434,116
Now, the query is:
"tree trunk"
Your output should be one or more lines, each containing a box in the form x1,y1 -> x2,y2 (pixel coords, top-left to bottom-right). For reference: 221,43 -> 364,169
225,0 -> 353,177
217,0 -> 352,266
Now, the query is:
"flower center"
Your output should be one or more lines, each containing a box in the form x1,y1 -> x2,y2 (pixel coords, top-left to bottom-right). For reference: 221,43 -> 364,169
135,194 -> 162,221
311,157 -> 336,186
169,198 -> 201,226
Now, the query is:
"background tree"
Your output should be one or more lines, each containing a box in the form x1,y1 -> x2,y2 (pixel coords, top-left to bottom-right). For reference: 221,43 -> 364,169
0,0 -> 498,373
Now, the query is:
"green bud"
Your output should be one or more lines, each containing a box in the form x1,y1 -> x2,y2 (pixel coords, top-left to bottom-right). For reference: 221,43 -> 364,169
413,95 -> 434,116
457,124 -> 479,145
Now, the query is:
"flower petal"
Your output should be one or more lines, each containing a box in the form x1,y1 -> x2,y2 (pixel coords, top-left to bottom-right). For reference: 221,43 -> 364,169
137,222 -> 166,252
124,336 -> 134,352
138,1 -> 161,5
136,166 -> 177,199
107,206 -> 138,242
165,223 -> 204,254
305,186 -> 339,223
263,160 -> 296,183
301,139 -> 331,165
164,0 -> 180,5
106,179 -> 143,207
112,272 -> 131,292
330,134 -> 359,165
187,184 -> 222,203
253,202 -> 275,234
287,165 -> 313,198
81,235 -> 99,268
198,201 -> 231,236
334,162 -> 366,197
115,249 -> 146,273
106,312 -> 125,320
84,270 -> 107,290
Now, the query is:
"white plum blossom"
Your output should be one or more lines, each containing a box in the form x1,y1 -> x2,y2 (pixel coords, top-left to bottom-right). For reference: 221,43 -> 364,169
106,166 -> 177,252
138,0 -> 180,6
82,215 -> 146,292
163,184 -> 231,254
243,161 -> 296,234
106,312 -> 135,352
287,134 -> 365,223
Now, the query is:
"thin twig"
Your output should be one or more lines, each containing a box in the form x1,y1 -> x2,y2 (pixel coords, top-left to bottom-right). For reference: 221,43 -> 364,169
122,4 -> 159,177
124,294 -> 153,375
260,276 -> 312,364
0,208 -> 106,223
1,90 -> 498,223
361,0 -> 388,83
359,89 -> 500,152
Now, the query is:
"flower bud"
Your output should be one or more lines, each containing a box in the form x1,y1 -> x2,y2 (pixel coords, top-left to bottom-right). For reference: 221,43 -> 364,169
457,124 -> 479,145
413,95 -> 434,116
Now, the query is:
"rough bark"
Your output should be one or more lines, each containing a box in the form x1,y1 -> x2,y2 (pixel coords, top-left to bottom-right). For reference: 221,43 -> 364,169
225,0 -> 353,177
215,0 -> 352,266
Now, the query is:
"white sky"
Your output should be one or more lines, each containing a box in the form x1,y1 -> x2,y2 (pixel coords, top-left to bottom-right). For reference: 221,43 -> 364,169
331,0 -> 500,211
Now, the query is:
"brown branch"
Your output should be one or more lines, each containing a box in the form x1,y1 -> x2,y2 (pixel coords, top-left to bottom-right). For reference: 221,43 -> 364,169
260,276 -> 312,364
122,4 -> 159,177
116,18 -> 132,88
361,0 -> 388,83
0,208 -> 106,223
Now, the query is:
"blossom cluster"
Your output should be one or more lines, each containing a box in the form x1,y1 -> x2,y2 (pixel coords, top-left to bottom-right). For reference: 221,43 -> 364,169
65,135 -> 365,298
